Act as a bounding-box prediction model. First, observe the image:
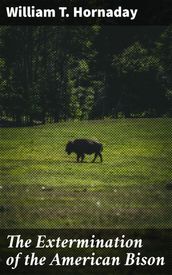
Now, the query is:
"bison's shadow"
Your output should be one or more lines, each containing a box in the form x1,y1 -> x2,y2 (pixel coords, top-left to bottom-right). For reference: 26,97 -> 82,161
64,160 -> 102,164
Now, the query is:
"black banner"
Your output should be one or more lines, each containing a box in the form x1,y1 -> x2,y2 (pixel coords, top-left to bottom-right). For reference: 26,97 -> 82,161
0,0 -> 171,25
0,229 -> 172,274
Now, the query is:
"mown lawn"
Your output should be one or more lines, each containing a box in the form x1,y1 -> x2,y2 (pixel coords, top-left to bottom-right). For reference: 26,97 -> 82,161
0,118 -> 172,228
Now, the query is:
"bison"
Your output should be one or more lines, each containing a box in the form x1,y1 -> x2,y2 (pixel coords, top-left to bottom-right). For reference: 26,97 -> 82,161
65,139 -> 103,163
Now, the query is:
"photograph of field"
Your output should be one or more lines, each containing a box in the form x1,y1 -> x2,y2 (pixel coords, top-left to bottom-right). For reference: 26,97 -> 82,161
0,26 -> 172,229
1,118 -> 172,228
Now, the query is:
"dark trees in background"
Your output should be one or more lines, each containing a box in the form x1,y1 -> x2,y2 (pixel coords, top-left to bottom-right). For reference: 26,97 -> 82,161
112,42 -> 167,118
156,26 -> 172,116
0,25 -> 171,125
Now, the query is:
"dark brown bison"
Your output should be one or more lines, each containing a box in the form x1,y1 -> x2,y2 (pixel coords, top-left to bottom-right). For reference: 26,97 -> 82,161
65,139 -> 103,163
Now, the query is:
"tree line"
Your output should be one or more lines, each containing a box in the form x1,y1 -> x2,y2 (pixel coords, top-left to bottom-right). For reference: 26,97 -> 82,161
0,25 -> 171,125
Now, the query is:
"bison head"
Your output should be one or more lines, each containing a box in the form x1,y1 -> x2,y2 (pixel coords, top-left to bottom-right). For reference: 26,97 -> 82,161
65,141 -> 74,155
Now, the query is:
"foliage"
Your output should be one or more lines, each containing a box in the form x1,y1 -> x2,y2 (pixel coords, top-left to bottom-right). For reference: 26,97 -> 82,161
156,26 -> 172,115
112,42 -> 166,117
0,26 -> 171,124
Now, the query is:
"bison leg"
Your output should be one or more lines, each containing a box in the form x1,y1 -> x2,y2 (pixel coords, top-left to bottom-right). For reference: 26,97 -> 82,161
76,154 -> 80,163
81,154 -> 85,163
77,154 -> 84,163
92,153 -> 98,163
99,153 -> 103,162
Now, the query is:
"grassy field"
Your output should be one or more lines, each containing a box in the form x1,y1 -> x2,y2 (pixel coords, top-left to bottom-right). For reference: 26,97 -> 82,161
0,118 -> 172,228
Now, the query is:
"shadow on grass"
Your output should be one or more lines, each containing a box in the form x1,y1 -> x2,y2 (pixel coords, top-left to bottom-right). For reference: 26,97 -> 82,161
2,158 -> 103,165
64,160 -> 103,164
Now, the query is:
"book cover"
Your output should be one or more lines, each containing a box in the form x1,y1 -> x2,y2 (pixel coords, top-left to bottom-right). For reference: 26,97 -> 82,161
0,1 -> 171,274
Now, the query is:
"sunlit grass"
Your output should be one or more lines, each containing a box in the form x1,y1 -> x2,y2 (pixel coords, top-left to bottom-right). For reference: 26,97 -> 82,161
0,118 -> 172,187
0,118 -> 172,228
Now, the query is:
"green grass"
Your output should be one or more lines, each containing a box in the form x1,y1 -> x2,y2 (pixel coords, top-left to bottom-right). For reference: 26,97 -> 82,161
0,118 -> 172,228
0,118 -> 172,187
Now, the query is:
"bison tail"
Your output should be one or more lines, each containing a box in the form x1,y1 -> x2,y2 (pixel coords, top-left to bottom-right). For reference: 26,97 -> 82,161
100,144 -> 103,152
